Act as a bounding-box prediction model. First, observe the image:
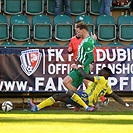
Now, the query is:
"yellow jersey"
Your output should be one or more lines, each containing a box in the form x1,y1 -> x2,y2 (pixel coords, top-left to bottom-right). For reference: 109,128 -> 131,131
84,76 -> 113,106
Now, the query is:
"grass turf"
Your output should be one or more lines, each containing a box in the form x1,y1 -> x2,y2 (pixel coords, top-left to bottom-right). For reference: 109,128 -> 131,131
0,110 -> 133,133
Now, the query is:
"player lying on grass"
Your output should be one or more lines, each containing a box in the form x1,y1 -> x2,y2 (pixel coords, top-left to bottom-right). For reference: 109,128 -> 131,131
28,66 -> 130,112
71,62 -> 109,112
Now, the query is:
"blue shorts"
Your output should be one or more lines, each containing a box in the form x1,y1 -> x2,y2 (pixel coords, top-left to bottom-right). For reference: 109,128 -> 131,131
67,90 -> 88,107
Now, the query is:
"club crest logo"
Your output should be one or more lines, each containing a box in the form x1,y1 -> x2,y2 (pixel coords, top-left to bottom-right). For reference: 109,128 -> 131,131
20,49 -> 42,76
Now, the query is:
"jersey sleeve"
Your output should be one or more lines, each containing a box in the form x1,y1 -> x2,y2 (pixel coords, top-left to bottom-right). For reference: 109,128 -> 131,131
106,85 -> 113,94
68,39 -> 73,48
94,76 -> 106,84
83,42 -> 94,53
94,76 -> 113,94
82,37 -> 95,66
83,52 -> 94,67
83,37 -> 95,53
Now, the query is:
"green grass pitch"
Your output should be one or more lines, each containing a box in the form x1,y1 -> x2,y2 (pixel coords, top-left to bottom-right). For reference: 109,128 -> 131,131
0,110 -> 133,133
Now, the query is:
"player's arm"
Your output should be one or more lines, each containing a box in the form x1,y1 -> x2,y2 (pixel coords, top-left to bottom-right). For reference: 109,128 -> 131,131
78,66 -> 94,82
83,42 -> 94,67
91,32 -> 97,41
67,47 -> 73,54
83,53 -> 94,67
67,39 -> 73,54
109,92 -> 129,107
67,41 -> 73,54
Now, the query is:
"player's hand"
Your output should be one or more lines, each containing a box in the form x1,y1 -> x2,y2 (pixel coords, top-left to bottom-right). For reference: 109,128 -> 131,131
67,47 -> 73,54
71,64 -> 78,69
125,103 -> 130,107
91,32 -> 97,40
75,60 -> 82,65
102,98 -> 110,106
125,103 -> 133,110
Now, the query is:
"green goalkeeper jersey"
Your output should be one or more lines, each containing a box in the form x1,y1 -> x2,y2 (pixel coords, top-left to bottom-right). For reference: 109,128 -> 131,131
77,36 -> 95,73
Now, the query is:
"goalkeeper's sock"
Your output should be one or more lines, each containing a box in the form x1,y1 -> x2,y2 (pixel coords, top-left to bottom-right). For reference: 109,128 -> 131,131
37,97 -> 55,110
71,93 -> 88,109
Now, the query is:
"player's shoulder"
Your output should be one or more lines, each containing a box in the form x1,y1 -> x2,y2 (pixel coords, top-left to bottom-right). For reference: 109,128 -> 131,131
83,36 -> 93,44
85,36 -> 95,43
95,75 -> 104,79
71,36 -> 77,40
94,76 -> 106,82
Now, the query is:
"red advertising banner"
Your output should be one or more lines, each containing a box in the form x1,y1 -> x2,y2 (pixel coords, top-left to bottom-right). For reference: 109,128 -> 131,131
0,46 -> 133,92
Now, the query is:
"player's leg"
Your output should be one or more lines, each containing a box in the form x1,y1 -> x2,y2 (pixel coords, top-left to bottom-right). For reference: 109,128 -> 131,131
63,75 -> 76,91
53,92 -> 88,111
63,69 -> 83,90
52,90 -> 91,111
28,93 -> 69,112
83,79 -> 89,88
28,90 -> 96,112
28,98 -> 39,112
37,93 -> 72,110
70,93 -> 88,110
67,90 -> 96,112
37,97 -> 55,110
63,69 -> 94,111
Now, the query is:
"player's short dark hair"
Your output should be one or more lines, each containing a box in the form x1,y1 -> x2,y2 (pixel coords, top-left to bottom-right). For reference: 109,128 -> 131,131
76,21 -> 88,31
102,67 -> 112,75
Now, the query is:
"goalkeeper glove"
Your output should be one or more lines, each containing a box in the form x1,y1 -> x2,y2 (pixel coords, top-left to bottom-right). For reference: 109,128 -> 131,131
100,96 -> 109,106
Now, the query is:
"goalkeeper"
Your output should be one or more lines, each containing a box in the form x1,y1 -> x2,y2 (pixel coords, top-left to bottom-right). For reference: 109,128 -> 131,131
28,67 -> 130,112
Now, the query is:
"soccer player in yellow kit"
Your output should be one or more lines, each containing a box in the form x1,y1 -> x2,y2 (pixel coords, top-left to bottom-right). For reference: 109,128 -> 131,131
81,67 -> 113,106
28,67 -> 130,112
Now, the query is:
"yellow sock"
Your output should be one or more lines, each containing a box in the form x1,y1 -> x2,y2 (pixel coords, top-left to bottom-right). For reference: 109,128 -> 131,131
71,93 -> 88,109
37,97 -> 55,110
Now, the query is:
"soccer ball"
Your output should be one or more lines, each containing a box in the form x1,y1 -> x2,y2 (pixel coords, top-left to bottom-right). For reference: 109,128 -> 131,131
2,101 -> 13,112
